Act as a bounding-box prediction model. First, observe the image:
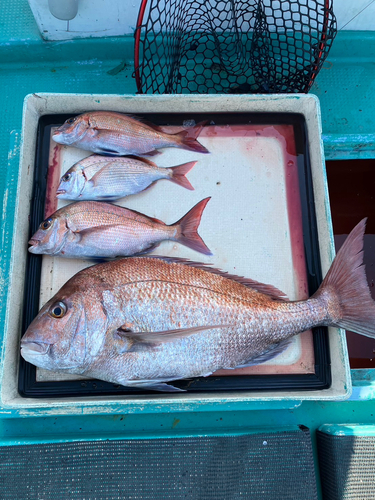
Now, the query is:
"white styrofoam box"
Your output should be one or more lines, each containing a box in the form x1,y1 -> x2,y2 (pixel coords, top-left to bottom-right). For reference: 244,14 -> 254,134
0,93 -> 350,416
28,0 -> 375,41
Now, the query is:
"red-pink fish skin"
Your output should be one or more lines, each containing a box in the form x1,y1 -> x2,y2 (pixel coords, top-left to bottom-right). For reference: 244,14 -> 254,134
21,219 -> 375,391
28,199 -> 211,258
52,111 -> 209,155
57,156 -> 196,201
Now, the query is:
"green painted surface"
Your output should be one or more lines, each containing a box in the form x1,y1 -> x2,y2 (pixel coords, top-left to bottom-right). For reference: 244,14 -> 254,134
349,369 -> 375,400
0,4 -> 374,491
0,131 -> 21,373
0,398 -> 374,444
311,31 -> 375,159
311,32 -> 375,147
1,1 -> 375,160
0,0 -> 41,42
0,6 -> 137,433
319,423 -> 375,437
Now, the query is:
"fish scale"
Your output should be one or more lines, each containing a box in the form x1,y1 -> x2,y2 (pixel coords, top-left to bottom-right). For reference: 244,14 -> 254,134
90,114 -> 165,138
21,221 -> 375,391
83,271 -> 307,380
57,155 -> 196,201
52,111 -> 209,156
28,199 -> 212,258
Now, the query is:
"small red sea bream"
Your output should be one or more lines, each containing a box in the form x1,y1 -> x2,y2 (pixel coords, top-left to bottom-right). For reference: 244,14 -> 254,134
21,219 -> 375,392
52,111 -> 209,156
28,199 -> 211,259
56,155 -> 197,201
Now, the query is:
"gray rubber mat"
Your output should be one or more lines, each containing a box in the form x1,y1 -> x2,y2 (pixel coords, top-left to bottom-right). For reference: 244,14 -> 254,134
0,429 -> 317,499
317,430 -> 375,500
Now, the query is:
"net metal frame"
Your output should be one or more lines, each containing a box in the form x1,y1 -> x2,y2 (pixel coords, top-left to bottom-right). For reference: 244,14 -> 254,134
134,0 -> 336,94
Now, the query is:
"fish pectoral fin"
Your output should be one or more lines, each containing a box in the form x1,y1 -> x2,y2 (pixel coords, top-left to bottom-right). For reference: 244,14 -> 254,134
66,219 -> 79,233
77,224 -> 122,238
88,164 -> 112,187
226,338 -> 294,369
116,324 -> 231,352
124,380 -> 185,392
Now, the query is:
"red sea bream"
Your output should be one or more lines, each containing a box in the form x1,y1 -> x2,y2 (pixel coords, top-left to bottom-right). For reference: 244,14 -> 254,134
21,219 -> 375,392
56,155 -> 196,201
52,111 -> 209,156
28,199 -> 211,259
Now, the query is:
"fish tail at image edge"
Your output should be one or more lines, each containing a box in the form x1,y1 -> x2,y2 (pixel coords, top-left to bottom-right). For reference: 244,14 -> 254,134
313,218 -> 375,338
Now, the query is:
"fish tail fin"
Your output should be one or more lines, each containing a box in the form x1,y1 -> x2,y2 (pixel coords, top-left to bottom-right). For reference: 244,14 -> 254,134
172,197 -> 212,255
168,161 -> 196,191
314,218 -> 375,338
175,122 -> 209,154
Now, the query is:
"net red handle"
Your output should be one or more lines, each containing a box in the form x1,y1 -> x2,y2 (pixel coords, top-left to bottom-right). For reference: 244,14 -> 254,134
134,0 -> 149,93
306,0 -> 330,92
133,0 -> 333,94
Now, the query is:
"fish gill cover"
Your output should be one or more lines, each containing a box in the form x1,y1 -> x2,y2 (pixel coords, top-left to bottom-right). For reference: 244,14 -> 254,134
134,0 -> 337,94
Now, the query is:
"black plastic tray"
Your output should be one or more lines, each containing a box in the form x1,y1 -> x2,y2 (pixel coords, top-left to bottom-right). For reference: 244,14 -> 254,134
18,112 -> 331,397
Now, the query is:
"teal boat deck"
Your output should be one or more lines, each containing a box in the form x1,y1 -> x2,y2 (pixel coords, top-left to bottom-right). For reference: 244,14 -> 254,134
1,1 -> 375,498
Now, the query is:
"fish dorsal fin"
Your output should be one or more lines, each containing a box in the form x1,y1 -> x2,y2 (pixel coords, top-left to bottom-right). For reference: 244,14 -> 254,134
117,114 -> 166,133
126,209 -> 166,226
150,256 -> 289,301
138,120 -> 165,133
125,116 -> 186,136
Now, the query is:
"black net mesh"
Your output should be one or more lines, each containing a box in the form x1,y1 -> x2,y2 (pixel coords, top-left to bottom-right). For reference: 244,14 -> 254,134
134,0 -> 336,94
0,432 -> 317,499
317,431 -> 375,500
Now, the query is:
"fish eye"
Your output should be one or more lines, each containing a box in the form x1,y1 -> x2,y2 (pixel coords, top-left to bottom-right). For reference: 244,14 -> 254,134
50,302 -> 67,319
66,117 -> 76,125
40,218 -> 53,230
62,173 -> 71,182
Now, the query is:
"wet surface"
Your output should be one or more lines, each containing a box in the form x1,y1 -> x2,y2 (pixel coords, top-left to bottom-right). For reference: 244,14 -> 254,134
326,159 -> 375,368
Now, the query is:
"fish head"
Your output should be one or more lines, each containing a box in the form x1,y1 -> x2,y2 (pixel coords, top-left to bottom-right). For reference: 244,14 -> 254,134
56,164 -> 85,199
53,114 -> 90,146
28,214 -> 68,255
21,274 -> 110,373
20,293 -> 90,371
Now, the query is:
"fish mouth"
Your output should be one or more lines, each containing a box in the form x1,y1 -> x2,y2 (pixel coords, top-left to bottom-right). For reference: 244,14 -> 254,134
20,341 -> 50,356
28,239 -> 40,253
52,127 -> 65,136
52,131 -> 64,143
52,130 -> 74,145
56,189 -> 66,197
